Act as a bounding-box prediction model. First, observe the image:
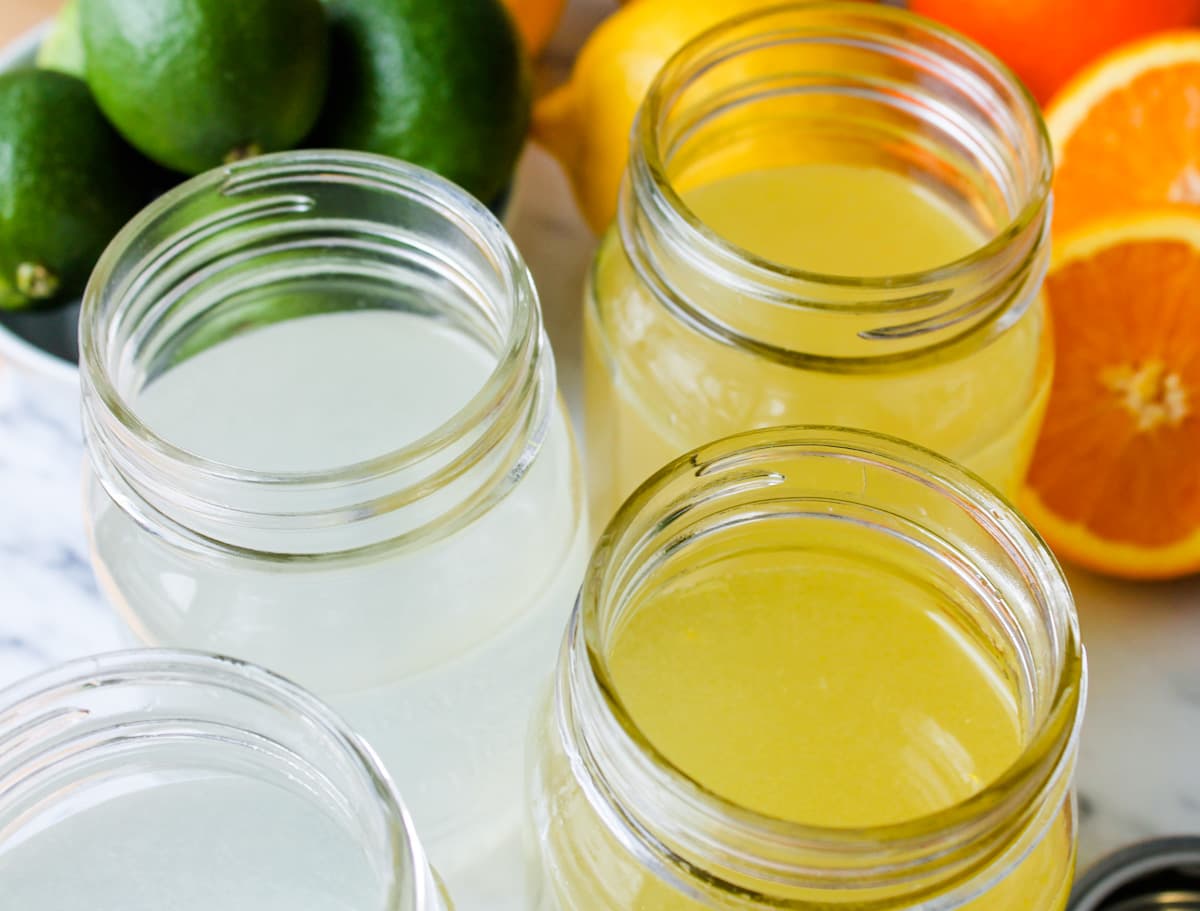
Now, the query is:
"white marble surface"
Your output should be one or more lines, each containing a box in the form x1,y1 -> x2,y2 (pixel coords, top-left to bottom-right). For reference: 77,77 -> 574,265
1,0 -> 1198,882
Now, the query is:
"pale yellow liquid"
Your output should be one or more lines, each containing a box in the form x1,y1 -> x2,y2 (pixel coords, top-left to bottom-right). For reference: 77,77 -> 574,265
585,164 -> 1051,526
533,537 -> 1075,909
610,560 -> 1022,827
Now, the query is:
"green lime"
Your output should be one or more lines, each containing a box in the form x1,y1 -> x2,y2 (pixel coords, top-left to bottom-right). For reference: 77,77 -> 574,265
36,0 -> 86,78
316,0 -> 531,204
0,275 -> 25,312
0,70 -> 155,309
80,0 -> 330,175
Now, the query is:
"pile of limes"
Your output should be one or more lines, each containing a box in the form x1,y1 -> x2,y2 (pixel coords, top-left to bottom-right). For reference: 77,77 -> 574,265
0,0 -> 531,310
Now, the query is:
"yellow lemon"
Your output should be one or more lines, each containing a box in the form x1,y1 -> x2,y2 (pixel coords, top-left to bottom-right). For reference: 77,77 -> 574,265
533,0 -> 801,233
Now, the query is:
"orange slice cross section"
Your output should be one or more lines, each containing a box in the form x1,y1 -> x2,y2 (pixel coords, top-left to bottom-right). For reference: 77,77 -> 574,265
1021,212 -> 1200,579
1047,31 -> 1200,238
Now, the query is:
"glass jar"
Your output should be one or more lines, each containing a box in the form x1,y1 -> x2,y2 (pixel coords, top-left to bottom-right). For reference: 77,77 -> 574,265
585,3 -> 1054,526
79,151 -> 589,903
530,427 -> 1086,910
0,650 -> 448,911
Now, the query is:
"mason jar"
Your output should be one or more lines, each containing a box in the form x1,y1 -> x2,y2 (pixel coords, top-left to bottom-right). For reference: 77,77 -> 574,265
585,3 -> 1054,526
79,151 -> 588,903
0,650 -> 448,910
531,427 -> 1086,910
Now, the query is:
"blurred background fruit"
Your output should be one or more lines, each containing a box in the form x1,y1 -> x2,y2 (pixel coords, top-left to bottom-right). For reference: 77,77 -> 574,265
317,0 -> 531,205
502,0 -> 566,57
1021,212 -> 1200,580
35,0 -> 82,77
0,0 -> 61,45
909,0 -> 1200,103
1046,31 -> 1200,237
80,0 -> 330,174
534,0 -> 828,233
0,70 -> 153,309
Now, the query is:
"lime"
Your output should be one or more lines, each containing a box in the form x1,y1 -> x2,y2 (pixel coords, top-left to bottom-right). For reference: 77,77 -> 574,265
36,0 -> 86,78
316,0 -> 531,204
0,70 -> 154,309
80,0 -> 330,175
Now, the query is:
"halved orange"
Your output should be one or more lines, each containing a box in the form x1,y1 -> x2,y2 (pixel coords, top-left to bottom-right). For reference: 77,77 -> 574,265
1047,31 -> 1200,238
1021,212 -> 1200,580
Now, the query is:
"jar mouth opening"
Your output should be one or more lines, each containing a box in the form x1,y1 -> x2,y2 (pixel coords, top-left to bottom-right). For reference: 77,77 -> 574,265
634,1 -> 1053,296
573,426 -> 1084,882
80,151 -> 541,490
0,650 -> 433,911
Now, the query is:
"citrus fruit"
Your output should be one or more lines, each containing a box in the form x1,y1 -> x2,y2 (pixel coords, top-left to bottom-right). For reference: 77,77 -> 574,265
502,0 -> 565,57
1021,212 -> 1200,580
535,0 -> 873,233
36,0 -> 85,78
80,0 -> 329,175
1046,31 -> 1200,238
0,70 -> 153,309
316,0 -> 530,206
909,0 -> 1200,104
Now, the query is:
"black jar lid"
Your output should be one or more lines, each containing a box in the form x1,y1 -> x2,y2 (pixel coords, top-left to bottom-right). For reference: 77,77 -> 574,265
1069,837 -> 1200,910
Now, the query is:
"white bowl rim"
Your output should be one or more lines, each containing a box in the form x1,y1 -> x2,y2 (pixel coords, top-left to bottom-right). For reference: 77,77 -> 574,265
0,21 -> 80,389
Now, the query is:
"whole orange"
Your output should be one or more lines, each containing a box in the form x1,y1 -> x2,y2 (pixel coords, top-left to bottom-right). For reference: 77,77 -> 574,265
501,0 -> 565,56
909,0 -> 1200,103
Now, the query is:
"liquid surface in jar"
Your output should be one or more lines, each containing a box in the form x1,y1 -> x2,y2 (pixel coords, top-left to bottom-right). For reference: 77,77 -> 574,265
136,309 -> 493,472
91,307 -> 589,903
608,553 -> 1022,826
584,163 -> 1051,520
0,777 -> 383,910
683,163 -> 981,276
567,541 -> 1075,909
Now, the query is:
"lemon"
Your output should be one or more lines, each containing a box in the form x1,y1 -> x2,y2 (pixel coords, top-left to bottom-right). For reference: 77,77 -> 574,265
534,0 -> 797,233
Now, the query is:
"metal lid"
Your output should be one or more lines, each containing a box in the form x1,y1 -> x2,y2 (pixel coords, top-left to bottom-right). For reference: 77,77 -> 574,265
1069,837 -> 1200,910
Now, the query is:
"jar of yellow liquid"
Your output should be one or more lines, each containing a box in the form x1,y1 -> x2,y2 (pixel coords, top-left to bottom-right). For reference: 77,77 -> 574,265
530,427 -> 1086,910
585,3 -> 1054,525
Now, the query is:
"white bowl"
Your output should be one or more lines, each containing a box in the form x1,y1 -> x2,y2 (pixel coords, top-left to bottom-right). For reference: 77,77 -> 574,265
0,23 -> 79,388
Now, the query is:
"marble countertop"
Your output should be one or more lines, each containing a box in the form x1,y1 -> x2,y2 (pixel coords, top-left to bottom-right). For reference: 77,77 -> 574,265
1,0 -> 1198,879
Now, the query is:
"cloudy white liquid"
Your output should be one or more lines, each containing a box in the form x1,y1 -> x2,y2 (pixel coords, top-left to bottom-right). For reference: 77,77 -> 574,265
87,310 -> 588,906
0,777 -> 384,911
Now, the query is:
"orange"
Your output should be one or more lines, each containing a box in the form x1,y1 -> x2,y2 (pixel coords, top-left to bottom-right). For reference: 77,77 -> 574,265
1021,213 -> 1200,580
910,0 -> 1200,104
1046,31 -> 1200,238
501,0 -> 564,56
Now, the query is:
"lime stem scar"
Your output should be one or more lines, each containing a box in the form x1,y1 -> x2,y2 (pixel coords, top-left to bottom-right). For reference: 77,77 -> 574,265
16,262 -> 60,300
224,142 -> 263,165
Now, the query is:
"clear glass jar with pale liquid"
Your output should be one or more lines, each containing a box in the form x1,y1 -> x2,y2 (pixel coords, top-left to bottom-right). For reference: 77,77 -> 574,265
79,152 -> 588,909
0,650 -> 449,911
585,3 -> 1054,526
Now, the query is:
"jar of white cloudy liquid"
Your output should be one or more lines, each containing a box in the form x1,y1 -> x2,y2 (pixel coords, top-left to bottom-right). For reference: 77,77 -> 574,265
79,152 -> 588,906
0,650 -> 448,911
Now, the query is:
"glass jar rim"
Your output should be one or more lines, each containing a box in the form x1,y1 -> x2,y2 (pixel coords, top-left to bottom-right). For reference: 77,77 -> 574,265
569,426 -> 1085,893
0,649 -> 437,911
80,150 -> 543,490
633,1 -> 1054,294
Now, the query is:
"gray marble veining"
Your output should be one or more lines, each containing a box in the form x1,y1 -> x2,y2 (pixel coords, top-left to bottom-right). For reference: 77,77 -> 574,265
0,0 -> 1198,883
0,370 -> 125,683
